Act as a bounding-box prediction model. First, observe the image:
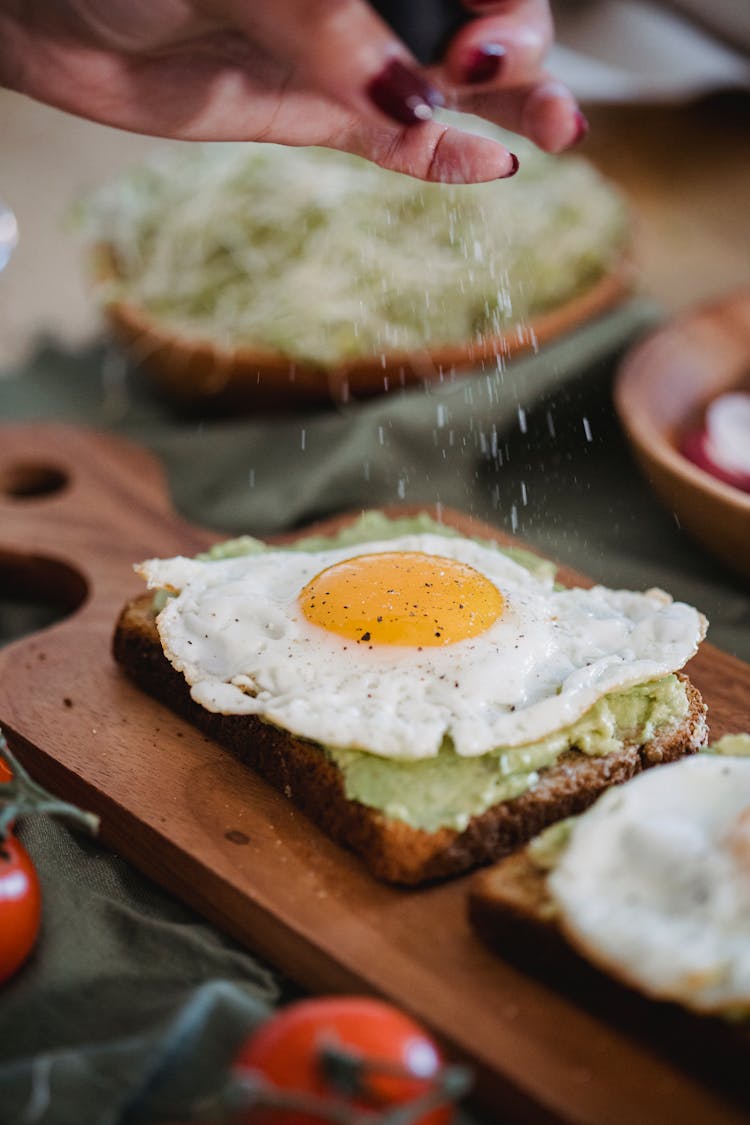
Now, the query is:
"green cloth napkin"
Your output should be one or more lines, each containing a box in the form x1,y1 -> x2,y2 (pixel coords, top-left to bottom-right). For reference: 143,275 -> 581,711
1,300 -> 748,1125
0,817 -> 280,1125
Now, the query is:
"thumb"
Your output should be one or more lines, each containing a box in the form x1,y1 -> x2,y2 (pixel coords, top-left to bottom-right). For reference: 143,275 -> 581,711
203,0 -> 446,126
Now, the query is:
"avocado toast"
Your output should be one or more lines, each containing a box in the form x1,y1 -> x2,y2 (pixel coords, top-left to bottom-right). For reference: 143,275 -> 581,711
113,511 -> 708,884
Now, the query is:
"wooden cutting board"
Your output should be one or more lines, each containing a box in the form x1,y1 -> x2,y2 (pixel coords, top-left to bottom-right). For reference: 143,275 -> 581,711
1,423 -> 748,1125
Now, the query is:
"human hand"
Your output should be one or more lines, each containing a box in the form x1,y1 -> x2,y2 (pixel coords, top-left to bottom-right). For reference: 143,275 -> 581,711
0,0 -> 585,183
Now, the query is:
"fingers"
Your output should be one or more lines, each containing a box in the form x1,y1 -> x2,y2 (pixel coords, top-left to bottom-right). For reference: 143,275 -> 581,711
443,0 -> 553,87
208,0 -> 583,156
201,0 -> 445,126
439,1 -> 586,153
246,84 -> 520,181
459,76 -> 588,153
192,0 -> 581,173
343,120 -> 520,182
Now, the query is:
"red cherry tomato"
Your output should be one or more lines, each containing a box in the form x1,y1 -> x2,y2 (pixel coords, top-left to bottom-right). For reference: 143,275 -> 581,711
234,996 -> 452,1124
0,833 -> 42,983
0,757 -> 12,783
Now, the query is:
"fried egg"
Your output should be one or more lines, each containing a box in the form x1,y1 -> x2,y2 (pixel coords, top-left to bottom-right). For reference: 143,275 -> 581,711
137,532 -> 706,760
548,754 -> 750,1012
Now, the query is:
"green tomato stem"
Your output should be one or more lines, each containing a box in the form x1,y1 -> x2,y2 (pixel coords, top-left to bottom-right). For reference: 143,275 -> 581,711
213,1050 -> 472,1124
189,1046 -> 472,1123
216,1067 -> 470,1122
0,729 -> 100,841
317,1044 -> 472,1120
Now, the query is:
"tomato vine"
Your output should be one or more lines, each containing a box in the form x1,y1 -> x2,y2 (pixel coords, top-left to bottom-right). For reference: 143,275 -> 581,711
0,729 -> 98,982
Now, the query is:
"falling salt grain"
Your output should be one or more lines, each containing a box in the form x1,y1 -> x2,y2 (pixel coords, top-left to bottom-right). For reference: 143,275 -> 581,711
100,348 -> 130,420
582,416 -> 593,442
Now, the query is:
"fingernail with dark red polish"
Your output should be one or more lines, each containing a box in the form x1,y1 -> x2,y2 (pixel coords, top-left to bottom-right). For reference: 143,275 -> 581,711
570,110 -> 589,145
367,59 -> 443,125
501,153 -> 520,178
464,43 -> 505,85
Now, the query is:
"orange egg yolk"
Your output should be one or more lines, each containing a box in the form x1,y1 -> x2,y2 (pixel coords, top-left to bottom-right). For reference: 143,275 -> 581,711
299,551 -> 504,647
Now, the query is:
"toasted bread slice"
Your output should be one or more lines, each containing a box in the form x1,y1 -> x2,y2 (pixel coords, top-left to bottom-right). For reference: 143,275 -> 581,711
468,800 -> 750,1101
470,769 -> 750,1013
113,591 -> 708,885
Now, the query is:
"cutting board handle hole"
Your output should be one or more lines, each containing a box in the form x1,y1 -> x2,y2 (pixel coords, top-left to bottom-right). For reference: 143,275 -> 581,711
0,551 -> 88,645
0,461 -> 69,501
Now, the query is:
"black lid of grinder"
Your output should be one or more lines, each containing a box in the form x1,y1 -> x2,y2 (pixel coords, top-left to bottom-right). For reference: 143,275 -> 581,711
370,0 -> 471,64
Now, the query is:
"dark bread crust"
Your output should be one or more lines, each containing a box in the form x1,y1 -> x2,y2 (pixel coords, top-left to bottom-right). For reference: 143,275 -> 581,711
113,592 -> 708,885
469,847 -> 582,969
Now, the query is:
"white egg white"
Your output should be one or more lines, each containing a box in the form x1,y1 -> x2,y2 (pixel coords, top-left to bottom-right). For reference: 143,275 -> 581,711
137,533 -> 706,760
548,754 -> 750,1012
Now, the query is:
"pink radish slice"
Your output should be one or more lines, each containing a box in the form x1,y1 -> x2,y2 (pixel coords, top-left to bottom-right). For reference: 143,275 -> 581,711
681,392 -> 750,493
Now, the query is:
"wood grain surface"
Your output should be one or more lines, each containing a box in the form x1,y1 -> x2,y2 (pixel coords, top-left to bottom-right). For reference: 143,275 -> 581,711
0,423 -> 748,1125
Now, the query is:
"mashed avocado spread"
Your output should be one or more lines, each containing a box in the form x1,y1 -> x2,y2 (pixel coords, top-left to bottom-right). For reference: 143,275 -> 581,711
704,732 -> 750,757
81,125 -> 628,367
326,677 -> 687,832
191,511 -> 690,832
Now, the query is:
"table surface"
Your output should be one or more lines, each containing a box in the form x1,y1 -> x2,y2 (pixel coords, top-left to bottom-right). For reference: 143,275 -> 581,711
1,89 -> 749,371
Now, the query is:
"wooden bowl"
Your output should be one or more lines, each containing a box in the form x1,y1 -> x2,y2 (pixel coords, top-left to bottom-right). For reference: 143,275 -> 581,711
614,288 -> 750,580
97,246 -> 633,413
